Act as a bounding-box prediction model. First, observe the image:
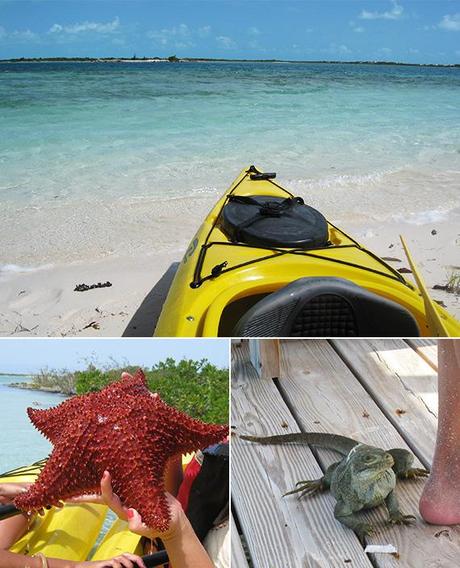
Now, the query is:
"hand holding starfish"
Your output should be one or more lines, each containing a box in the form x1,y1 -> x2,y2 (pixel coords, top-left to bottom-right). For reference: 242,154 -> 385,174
0,483 -> 30,505
99,472 -> 214,568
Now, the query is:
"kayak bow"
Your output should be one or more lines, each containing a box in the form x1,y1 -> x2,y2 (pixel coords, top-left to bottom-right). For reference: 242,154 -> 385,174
154,166 -> 460,337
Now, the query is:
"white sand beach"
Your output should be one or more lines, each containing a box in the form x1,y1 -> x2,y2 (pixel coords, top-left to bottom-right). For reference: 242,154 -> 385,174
1,200 -> 458,337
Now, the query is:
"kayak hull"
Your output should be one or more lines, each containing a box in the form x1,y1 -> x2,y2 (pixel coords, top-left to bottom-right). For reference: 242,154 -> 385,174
154,166 -> 460,337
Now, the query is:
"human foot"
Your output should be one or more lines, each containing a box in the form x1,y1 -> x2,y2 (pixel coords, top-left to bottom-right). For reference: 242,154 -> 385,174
419,474 -> 460,525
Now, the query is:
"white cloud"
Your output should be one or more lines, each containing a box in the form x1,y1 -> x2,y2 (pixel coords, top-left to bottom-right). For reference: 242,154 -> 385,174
11,29 -> 38,40
326,43 -> 352,56
147,23 -> 199,48
248,26 -> 260,36
349,20 -> 364,33
438,14 -> 460,31
49,17 -> 120,34
409,48 -> 419,54
0,26 -> 39,42
359,1 -> 403,21
378,47 -> 393,56
337,44 -> 352,55
216,35 -> 236,49
197,25 -> 211,37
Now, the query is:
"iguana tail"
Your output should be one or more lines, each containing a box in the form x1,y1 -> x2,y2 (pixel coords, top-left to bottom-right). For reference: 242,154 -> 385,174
240,432 -> 358,456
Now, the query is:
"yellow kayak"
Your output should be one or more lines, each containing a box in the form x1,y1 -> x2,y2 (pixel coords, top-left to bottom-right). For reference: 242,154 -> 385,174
1,461 -> 142,562
155,166 -> 460,337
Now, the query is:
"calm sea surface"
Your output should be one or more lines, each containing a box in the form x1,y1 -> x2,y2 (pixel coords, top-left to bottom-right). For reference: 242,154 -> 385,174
0,376 -> 66,472
1,61 -> 459,203
1,61 -> 459,265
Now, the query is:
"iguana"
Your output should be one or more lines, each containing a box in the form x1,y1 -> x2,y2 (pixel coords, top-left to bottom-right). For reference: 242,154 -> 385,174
240,432 -> 429,542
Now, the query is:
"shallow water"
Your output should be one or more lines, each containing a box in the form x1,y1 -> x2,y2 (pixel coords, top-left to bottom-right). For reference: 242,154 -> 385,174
1,61 -> 459,264
0,376 -> 66,472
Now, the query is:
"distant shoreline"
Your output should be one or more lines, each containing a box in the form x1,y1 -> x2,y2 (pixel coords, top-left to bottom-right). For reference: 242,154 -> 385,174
8,381 -> 72,395
0,372 -> 31,376
1,56 -> 458,68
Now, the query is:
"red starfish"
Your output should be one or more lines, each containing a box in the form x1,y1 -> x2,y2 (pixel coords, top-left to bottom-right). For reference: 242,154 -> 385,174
15,369 -> 228,531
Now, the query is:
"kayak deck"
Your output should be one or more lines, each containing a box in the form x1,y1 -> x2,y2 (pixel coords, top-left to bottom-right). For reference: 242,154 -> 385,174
154,166 -> 460,337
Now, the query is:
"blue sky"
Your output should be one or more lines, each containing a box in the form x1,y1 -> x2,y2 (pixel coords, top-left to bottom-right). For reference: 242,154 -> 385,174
0,1 -> 459,63
0,338 -> 229,373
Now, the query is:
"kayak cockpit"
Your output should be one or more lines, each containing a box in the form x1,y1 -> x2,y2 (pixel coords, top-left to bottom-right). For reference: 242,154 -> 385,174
229,277 -> 420,337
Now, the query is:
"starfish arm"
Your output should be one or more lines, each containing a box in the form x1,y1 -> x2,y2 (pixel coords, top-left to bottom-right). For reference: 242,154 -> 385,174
145,398 -> 227,456
27,396 -> 89,443
15,427 -> 100,511
168,407 -> 228,455
114,369 -> 148,395
108,453 -> 171,532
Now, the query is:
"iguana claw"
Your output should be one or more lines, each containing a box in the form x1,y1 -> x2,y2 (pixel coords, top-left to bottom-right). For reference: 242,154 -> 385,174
403,468 -> 430,479
283,480 -> 322,498
355,523 -> 375,544
388,512 -> 416,525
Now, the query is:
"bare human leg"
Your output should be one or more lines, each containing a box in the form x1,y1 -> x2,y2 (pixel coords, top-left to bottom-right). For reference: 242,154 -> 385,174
419,338 -> 460,524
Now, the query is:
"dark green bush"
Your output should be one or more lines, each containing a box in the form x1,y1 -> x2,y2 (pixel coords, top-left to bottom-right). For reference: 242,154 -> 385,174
74,358 -> 228,423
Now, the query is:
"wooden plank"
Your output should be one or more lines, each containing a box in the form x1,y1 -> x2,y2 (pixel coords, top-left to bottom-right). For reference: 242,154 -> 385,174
230,513 -> 250,568
232,343 -> 373,568
331,338 -> 438,468
277,339 -> 460,568
405,338 -> 438,370
248,339 -> 261,376
248,339 -> 281,380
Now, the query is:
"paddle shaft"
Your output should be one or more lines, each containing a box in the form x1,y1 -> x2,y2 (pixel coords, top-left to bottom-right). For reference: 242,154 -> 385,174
0,503 -> 20,520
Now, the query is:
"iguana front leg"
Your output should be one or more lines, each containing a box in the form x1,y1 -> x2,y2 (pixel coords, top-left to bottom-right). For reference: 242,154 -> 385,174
385,489 -> 416,525
283,461 -> 339,499
334,500 -> 374,545
387,449 -> 430,479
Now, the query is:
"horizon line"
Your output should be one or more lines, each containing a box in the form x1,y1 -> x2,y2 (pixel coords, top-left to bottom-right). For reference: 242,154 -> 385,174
1,56 -> 459,67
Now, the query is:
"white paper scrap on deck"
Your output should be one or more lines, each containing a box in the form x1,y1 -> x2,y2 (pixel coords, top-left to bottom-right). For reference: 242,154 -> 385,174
364,544 -> 398,554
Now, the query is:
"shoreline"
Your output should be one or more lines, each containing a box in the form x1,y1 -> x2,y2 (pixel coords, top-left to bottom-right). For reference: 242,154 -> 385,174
1,58 -> 459,68
0,214 -> 458,337
8,382 -> 71,395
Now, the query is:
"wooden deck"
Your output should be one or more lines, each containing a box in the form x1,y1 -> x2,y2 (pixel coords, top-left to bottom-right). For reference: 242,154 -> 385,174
231,339 -> 460,568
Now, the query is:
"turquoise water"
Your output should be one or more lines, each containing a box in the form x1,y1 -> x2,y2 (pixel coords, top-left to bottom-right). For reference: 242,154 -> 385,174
1,61 -> 459,264
1,61 -> 459,202
0,376 -> 66,472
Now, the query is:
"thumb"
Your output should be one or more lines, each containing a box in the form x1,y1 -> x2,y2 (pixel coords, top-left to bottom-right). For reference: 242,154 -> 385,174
126,507 -> 146,533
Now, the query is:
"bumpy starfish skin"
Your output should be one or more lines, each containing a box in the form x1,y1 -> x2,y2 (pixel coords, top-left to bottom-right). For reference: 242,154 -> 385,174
15,369 -> 228,531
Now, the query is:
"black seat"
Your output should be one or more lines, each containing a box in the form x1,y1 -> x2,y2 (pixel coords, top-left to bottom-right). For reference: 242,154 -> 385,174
232,277 -> 420,337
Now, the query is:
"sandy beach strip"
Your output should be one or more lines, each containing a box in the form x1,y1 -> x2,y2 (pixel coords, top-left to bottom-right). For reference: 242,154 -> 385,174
0,212 -> 458,337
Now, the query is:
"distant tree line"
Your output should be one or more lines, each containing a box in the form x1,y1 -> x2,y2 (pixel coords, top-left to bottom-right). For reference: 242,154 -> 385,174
1,56 -> 458,67
11,358 -> 228,424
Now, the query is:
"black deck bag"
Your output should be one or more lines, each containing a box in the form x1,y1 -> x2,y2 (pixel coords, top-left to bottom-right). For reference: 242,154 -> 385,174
221,195 -> 329,249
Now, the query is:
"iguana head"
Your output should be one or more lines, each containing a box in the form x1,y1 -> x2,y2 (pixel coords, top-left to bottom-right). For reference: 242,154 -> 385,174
347,444 -> 394,482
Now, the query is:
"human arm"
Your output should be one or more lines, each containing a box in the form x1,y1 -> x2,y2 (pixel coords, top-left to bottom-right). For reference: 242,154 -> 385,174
100,472 -> 213,568
0,550 -> 145,568
0,483 -> 31,505
0,483 -> 32,549
0,483 -> 145,568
